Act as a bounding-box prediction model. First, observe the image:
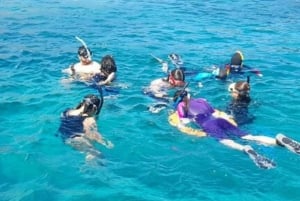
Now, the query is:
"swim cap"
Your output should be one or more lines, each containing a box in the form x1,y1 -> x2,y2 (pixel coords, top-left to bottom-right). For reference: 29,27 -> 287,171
78,46 -> 92,59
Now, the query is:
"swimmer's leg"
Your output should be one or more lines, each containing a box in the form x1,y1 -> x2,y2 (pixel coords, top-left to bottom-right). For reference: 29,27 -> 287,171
241,134 -> 277,146
219,139 -> 245,151
219,139 -> 276,169
276,133 -> 300,154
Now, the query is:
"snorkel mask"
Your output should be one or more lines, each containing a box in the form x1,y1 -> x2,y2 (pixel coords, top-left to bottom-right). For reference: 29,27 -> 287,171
228,76 -> 250,96
169,73 -> 185,87
79,94 -> 102,115
78,46 -> 92,59
76,36 -> 92,60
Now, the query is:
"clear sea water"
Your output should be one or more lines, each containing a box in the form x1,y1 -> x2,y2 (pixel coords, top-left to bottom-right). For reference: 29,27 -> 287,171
1,0 -> 300,200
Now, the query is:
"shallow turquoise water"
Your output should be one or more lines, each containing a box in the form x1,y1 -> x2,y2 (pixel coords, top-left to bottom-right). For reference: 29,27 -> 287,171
1,0 -> 300,200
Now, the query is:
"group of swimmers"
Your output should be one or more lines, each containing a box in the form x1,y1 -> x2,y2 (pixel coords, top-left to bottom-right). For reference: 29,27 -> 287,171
59,37 -> 117,161
58,40 -> 300,168
145,51 -> 300,169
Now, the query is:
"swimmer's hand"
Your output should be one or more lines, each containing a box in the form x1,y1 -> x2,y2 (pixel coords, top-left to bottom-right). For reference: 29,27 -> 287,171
98,81 -> 105,86
103,140 -> 114,149
62,68 -> 72,74
98,80 -> 111,86
180,118 -> 191,125
161,62 -> 169,73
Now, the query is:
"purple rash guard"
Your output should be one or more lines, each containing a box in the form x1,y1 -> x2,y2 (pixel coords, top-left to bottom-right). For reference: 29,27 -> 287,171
177,98 -> 247,140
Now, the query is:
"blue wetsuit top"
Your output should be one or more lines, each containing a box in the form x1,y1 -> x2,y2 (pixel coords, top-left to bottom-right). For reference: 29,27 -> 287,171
59,110 -> 86,140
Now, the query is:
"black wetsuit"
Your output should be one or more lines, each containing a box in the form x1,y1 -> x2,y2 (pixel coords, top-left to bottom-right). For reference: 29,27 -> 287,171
226,100 -> 254,126
59,110 -> 86,140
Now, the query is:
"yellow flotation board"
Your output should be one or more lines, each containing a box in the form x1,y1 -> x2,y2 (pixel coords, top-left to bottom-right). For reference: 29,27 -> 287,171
213,109 -> 237,127
168,112 -> 206,137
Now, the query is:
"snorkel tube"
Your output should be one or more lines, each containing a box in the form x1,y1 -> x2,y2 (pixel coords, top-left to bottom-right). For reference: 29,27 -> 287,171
173,82 -> 189,109
247,75 -> 250,84
150,54 -> 169,74
75,36 -> 91,60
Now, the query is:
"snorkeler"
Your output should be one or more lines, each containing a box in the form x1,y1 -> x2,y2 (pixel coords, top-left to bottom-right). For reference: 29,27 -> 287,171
62,37 -> 101,81
144,68 -> 186,101
93,55 -> 117,86
193,51 -> 263,81
58,91 -> 113,161
144,68 -> 186,113
226,76 -> 254,125
171,89 -> 300,169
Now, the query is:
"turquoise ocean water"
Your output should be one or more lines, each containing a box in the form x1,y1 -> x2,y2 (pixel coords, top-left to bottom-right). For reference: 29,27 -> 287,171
1,0 -> 300,200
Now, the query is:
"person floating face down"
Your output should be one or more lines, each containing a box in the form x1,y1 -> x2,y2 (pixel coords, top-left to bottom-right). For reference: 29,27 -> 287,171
63,46 -> 101,81
173,89 -> 300,168
212,51 -> 244,80
146,68 -> 186,101
59,93 -> 113,161
226,77 -> 254,125
213,51 -> 263,80
92,55 -> 117,86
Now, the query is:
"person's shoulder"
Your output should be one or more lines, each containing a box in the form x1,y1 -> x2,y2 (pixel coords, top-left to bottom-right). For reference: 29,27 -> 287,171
151,78 -> 166,85
91,61 -> 101,67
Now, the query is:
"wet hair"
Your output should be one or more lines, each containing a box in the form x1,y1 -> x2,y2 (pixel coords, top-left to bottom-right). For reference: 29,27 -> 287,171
78,46 -> 92,59
100,55 -> 117,76
76,94 -> 103,115
168,69 -> 185,86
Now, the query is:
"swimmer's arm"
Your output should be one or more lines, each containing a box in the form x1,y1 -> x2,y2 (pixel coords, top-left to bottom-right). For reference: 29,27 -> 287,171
62,64 -> 75,75
151,87 -> 169,98
86,131 -> 114,149
84,119 -> 114,148
243,65 -> 263,77
98,72 -> 116,86
161,62 -> 169,73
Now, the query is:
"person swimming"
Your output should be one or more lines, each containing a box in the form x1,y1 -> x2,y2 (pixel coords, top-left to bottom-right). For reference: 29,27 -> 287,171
193,51 -> 263,81
62,37 -> 102,82
58,92 -> 113,161
226,77 -> 254,125
144,68 -> 186,102
93,55 -> 117,86
172,89 -> 300,169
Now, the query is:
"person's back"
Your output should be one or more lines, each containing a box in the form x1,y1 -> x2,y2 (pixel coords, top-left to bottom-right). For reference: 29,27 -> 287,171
58,93 -> 112,160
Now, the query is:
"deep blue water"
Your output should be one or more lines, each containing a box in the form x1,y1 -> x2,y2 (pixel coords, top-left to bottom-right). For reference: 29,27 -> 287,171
1,0 -> 300,200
